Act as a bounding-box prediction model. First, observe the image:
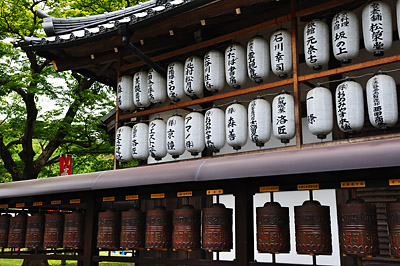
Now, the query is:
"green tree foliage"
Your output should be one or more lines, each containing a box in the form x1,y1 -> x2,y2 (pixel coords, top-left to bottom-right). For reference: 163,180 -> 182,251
0,0 -> 146,182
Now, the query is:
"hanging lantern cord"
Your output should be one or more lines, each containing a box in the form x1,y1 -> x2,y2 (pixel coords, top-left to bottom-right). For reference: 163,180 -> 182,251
313,67 -> 400,88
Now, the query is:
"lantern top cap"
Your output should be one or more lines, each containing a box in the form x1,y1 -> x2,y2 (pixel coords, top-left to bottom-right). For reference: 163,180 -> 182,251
172,112 -> 182,117
279,90 -> 290,95
255,95 -> 265,100
124,207 -> 142,213
344,76 -> 354,82
154,116 -> 163,121
302,200 -> 321,206
252,34 -> 264,39
154,206 -> 167,211
210,203 -> 226,209
345,198 -> 366,205
180,205 -> 195,210
263,201 -> 282,208
232,100 -> 240,104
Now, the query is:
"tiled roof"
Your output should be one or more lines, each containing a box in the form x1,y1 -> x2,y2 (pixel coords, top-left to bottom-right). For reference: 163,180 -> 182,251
24,0 -> 198,48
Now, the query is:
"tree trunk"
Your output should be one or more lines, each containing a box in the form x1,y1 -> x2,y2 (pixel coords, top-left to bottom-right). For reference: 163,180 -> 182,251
22,259 -> 49,266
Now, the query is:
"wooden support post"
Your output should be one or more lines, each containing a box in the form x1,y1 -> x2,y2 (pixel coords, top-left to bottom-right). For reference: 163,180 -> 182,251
114,52 -> 122,170
82,191 -> 99,266
291,0 -> 303,149
234,182 -> 253,266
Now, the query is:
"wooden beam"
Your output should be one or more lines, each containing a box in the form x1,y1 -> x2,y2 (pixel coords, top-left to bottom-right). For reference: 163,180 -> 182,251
291,0 -> 302,150
299,55 -> 400,82
120,78 -> 293,120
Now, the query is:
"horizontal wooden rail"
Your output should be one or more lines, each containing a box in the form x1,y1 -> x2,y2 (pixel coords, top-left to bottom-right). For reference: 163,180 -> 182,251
299,54 -> 400,83
120,78 -> 293,120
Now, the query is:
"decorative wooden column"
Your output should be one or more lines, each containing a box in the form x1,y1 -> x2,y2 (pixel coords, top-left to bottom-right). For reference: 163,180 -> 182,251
291,0 -> 303,148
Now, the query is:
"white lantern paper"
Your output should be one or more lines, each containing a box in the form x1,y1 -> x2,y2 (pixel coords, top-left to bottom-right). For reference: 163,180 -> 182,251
133,70 -> 151,108
270,29 -> 292,79
362,0 -> 392,56
226,102 -> 247,150
247,36 -> 270,83
131,123 -> 149,161
204,107 -> 225,153
166,114 -> 185,158
184,56 -> 203,99
335,80 -> 364,133
148,118 -> 167,161
248,97 -> 271,147
225,43 -> 247,89
306,86 -> 333,139
167,62 -> 185,102
118,76 -> 135,112
304,20 -> 330,70
204,50 -> 225,94
332,11 -> 360,64
272,91 -> 295,144
366,73 -> 398,129
115,126 -> 133,163
148,68 -> 167,104
185,112 -> 205,156
397,0 -> 400,40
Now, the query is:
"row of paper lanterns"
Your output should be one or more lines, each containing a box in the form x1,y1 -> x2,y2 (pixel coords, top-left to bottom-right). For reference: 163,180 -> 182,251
116,73 -> 398,162
118,0 -> 400,112
118,31 -> 291,111
306,0 -> 397,69
307,73 -> 398,140
116,92 -> 295,162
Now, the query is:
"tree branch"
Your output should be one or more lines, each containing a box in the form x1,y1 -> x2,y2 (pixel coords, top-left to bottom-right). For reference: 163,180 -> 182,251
0,134 -> 22,181
33,76 -> 95,174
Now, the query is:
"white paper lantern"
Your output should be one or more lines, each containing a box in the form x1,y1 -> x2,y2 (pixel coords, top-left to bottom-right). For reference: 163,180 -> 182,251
362,0 -> 392,56
204,107 -> 225,153
270,29 -> 292,79
204,50 -> 225,94
248,97 -> 271,147
167,62 -> 185,102
131,122 -> 149,161
247,36 -> 270,84
185,112 -> 205,156
397,0 -> 400,40
118,76 -> 135,112
306,86 -> 333,139
332,11 -> 360,64
225,102 -> 247,150
335,80 -> 364,133
166,114 -> 185,158
148,118 -> 167,161
366,73 -> 398,129
304,20 -> 330,70
272,91 -> 296,144
148,68 -> 167,104
225,43 -> 247,89
115,126 -> 133,162
133,70 -> 151,108
184,56 -> 204,99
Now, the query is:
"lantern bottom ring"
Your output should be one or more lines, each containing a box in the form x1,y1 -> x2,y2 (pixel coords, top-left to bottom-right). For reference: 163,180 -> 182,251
374,51 -> 384,57
317,134 -> 327,140
312,65 -> 322,71
279,73 -> 288,79
341,59 -> 351,64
